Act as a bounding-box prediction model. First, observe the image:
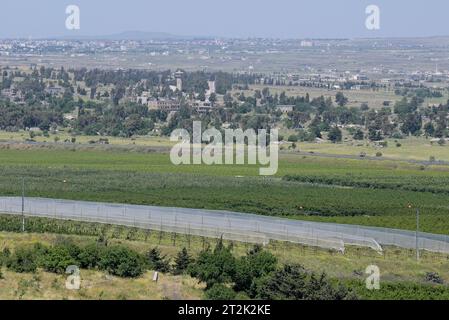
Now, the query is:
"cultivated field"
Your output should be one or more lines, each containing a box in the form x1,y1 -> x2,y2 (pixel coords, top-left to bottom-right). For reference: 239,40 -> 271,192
0,142 -> 448,234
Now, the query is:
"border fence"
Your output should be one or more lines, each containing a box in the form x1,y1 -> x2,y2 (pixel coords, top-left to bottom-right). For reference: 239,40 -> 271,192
1,196 -> 449,254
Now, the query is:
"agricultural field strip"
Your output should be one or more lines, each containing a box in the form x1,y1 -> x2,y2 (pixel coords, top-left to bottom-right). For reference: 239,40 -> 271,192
292,151 -> 449,166
1,197 -> 449,254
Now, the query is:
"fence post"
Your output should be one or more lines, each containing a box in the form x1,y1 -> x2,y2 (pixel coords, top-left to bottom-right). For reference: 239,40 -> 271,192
21,177 -> 25,232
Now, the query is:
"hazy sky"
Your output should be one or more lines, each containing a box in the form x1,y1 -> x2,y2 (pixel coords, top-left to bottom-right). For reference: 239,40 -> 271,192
0,0 -> 448,39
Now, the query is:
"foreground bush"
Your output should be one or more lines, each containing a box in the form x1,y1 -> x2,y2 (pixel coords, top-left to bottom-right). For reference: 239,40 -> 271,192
99,245 -> 145,278
254,264 -> 357,300
41,244 -> 79,274
205,284 -> 237,300
6,247 -> 37,273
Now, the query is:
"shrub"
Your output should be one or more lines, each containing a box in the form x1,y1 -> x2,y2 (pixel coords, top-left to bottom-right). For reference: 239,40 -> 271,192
205,284 -> 237,300
78,243 -> 104,269
41,244 -> 79,274
328,126 -> 342,143
424,272 -> 444,284
253,264 -> 357,300
353,129 -> 364,140
6,247 -> 38,273
99,246 -> 145,278
391,132 -> 404,139
0,247 -> 11,266
375,152 -> 383,157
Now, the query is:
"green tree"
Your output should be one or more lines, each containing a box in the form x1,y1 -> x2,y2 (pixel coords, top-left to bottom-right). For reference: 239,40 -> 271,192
335,92 -> 348,107
173,247 -> 192,275
368,127 -> 383,141
401,113 -> 422,136
189,239 -> 236,289
328,126 -> 342,143
353,129 -> 364,140
233,245 -> 277,295
424,122 -> 435,137
147,248 -> 171,273
254,264 -> 356,300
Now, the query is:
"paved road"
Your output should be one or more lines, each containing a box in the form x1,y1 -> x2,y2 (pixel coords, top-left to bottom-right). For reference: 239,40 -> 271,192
1,196 -> 449,254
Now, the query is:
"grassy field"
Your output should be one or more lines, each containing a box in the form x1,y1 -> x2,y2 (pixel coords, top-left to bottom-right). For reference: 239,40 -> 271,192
295,137 -> 449,162
242,85 -> 449,110
0,130 -> 174,147
0,143 -> 448,234
0,269 -> 202,300
3,129 -> 448,162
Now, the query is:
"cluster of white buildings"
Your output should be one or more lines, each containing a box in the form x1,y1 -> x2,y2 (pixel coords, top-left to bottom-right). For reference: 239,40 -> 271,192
136,70 -> 219,114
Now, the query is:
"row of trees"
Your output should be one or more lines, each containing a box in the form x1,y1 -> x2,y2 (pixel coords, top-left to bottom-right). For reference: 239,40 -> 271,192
190,240 -> 356,300
0,237 -> 356,300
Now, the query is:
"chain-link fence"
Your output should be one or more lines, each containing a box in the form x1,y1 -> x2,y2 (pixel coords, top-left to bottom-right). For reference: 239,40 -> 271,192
1,196 -> 449,254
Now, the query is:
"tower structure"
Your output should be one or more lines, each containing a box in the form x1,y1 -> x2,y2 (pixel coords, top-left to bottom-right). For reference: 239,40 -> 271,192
175,70 -> 183,92
207,80 -> 216,95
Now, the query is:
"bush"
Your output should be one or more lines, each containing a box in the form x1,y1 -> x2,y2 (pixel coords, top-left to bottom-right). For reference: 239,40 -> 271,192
0,247 -> 11,266
287,135 -> 298,142
424,272 -> 444,284
6,247 -> 38,273
41,244 -> 79,274
391,132 -> 404,139
99,245 -> 145,278
205,284 -> 237,300
78,243 -> 104,269
253,264 -> 357,300
375,152 -> 383,157
328,127 -> 342,143
352,129 -> 364,140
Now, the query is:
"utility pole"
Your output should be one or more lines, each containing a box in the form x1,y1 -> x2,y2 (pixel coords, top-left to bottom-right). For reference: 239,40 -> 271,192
21,177 -> 25,232
415,208 -> 420,262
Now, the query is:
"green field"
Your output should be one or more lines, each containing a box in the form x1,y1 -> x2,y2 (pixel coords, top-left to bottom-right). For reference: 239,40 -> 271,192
0,144 -> 449,234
